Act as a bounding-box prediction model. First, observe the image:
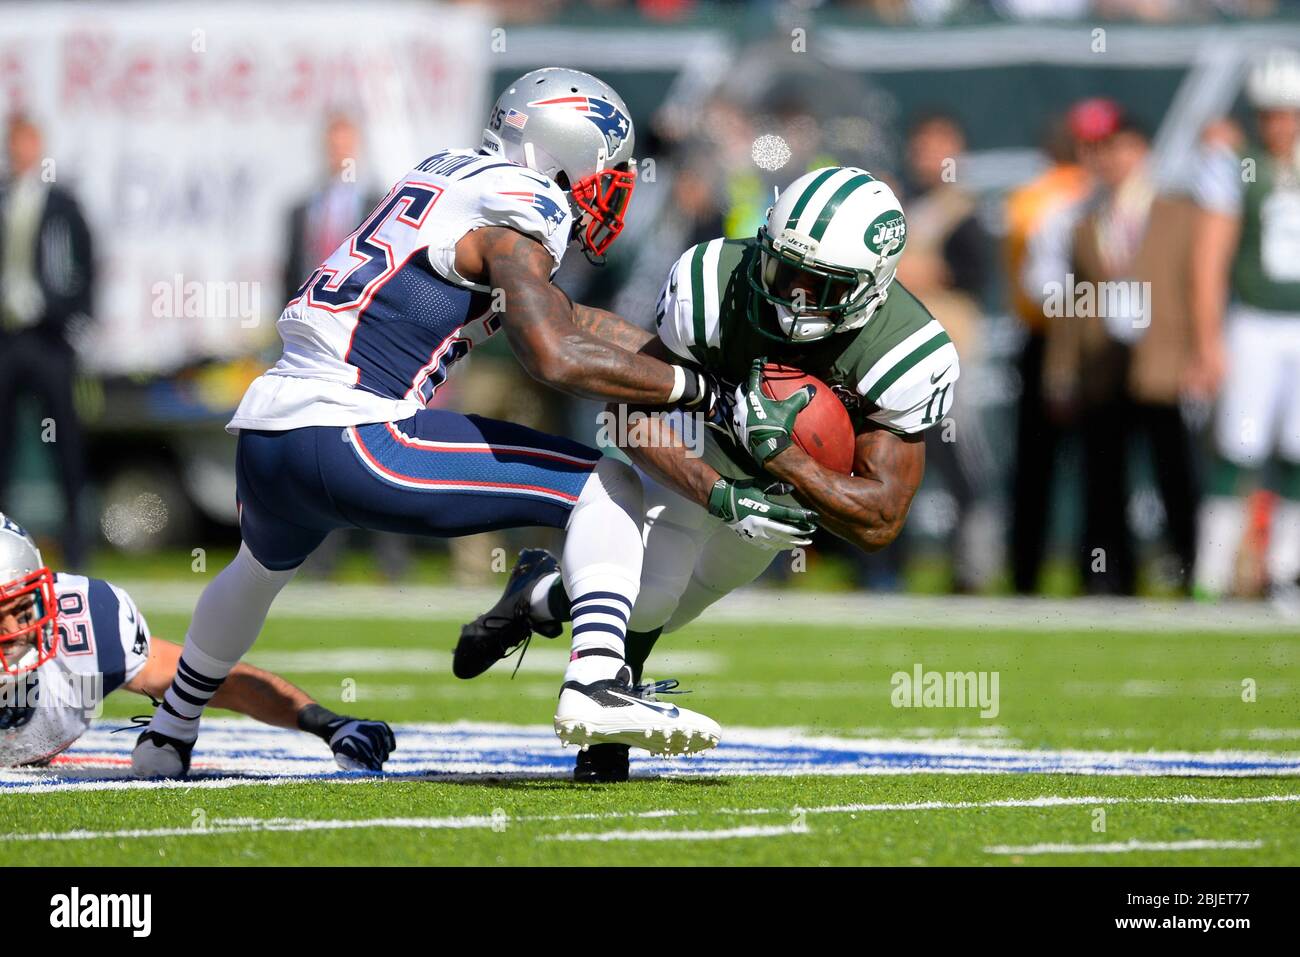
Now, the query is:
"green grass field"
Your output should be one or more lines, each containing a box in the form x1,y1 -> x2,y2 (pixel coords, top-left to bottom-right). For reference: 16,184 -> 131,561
1,590 -> 1297,866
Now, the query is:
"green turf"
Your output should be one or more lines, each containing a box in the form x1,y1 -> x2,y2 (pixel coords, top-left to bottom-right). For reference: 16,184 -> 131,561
120,614 -> 1299,753
3,612 -> 1297,865
5,774 -> 1296,866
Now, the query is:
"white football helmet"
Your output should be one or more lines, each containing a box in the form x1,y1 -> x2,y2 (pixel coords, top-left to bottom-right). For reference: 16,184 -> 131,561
0,513 -> 58,680
482,67 -> 637,260
747,166 -> 907,343
1248,48 -> 1300,110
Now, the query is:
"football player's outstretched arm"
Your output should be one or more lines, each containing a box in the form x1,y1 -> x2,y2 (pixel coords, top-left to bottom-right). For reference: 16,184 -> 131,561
459,226 -> 699,405
128,638 -> 396,769
765,426 -> 926,553
126,637 -> 314,729
570,301 -> 657,354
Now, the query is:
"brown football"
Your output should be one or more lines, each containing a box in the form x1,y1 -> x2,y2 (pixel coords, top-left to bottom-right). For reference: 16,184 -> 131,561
759,362 -> 855,474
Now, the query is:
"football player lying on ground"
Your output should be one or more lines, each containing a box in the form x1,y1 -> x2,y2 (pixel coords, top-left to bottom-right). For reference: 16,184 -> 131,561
457,167 -> 959,781
132,67 -> 729,779
0,515 -> 394,771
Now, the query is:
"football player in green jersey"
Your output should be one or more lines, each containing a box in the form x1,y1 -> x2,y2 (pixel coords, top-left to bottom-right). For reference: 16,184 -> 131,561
1191,49 -> 1300,599
457,167 -> 960,779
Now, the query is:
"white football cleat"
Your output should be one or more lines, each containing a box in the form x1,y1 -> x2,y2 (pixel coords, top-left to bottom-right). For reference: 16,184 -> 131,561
554,668 -> 721,756
130,730 -> 193,778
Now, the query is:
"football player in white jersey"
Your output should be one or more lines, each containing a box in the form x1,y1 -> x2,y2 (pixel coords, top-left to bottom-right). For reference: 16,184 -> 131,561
0,514 -> 394,771
460,167 -> 958,780
1189,49 -> 1300,599
133,68 -> 735,777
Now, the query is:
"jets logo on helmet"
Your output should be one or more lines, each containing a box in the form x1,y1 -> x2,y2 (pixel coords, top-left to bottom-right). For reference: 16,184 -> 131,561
499,191 -> 568,236
865,211 -> 907,255
747,166 -> 907,343
527,95 -> 631,156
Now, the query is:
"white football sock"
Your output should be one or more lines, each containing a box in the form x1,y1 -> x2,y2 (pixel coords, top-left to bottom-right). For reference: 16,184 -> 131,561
1194,496 -> 1247,597
561,457 -> 643,684
149,543 -> 296,742
1268,498 -> 1300,586
529,571 -> 562,624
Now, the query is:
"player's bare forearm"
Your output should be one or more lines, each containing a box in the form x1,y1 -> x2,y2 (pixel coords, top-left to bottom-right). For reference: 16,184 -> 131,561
571,301 -> 656,354
618,403 -> 721,506
473,227 -> 677,402
764,427 -> 925,552
1189,209 -> 1238,350
127,638 -> 312,730
209,664 -> 315,730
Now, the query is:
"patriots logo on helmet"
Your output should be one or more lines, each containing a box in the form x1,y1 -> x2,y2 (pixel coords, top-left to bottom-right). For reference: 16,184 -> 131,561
527,96 -> 630,155
0,514 -> 28,539
499,191 -> 568,236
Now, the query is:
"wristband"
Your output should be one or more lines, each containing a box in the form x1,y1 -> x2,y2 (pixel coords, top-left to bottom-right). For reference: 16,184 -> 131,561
296,703 -> 343,741
679,369 -> 704,408
667,365 -> 687,404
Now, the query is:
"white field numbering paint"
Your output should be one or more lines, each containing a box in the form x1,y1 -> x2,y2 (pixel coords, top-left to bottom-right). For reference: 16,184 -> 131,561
0,720 -> 1297,793
984,839 -> 1264,856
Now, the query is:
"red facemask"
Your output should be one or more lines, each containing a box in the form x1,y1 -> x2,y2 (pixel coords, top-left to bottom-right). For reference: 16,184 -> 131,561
0,567 -> 58,677
570,166 -> 637,259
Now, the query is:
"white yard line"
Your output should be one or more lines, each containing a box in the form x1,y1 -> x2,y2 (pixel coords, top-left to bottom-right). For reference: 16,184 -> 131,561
244,647 -> 721,675
984,839 -> 1264,856
116,580 -> 1300,633
540,824 -> 805,842
2,794 -> 1295,843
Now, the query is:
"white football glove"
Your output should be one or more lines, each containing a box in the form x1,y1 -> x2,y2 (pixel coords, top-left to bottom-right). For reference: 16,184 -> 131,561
707,477 -> 818,551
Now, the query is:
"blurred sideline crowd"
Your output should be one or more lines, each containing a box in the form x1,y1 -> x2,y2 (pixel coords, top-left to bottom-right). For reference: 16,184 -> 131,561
4,43 -> 1300,600
473,0 -> 1286,27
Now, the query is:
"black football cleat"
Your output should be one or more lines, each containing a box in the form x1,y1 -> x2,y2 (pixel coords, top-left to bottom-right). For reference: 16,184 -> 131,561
453,548 -> 564,679
574,743 -> 630,783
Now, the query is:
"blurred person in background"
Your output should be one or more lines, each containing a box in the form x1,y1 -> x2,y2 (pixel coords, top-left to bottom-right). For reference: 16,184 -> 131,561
0,113 -> 94,571
1034,104 -> 1196,595
1190,49 -> 1300,600
1004,109 -> 1091,593
896,110 -> 993,592
1042,104 -> 1199,594
281,115 -> 405,580
282,115 -> 381,307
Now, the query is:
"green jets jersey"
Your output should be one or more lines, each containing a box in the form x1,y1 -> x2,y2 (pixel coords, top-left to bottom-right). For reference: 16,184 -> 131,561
1232,146 -> 1300,313
655,237 -> 959,480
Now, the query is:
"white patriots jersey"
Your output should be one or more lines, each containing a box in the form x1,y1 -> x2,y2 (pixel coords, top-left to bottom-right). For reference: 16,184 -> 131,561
0,574 -> 151,767
228,149 -> 574,433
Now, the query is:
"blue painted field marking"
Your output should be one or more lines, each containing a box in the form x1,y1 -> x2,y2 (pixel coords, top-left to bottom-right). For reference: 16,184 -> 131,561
1,720 -> 1296,790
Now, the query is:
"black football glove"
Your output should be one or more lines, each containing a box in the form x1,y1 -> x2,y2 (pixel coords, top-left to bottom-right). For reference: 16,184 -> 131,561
298,704 -> 396,772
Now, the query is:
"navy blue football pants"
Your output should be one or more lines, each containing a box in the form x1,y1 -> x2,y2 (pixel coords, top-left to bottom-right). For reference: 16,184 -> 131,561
235,409 -> 602,571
